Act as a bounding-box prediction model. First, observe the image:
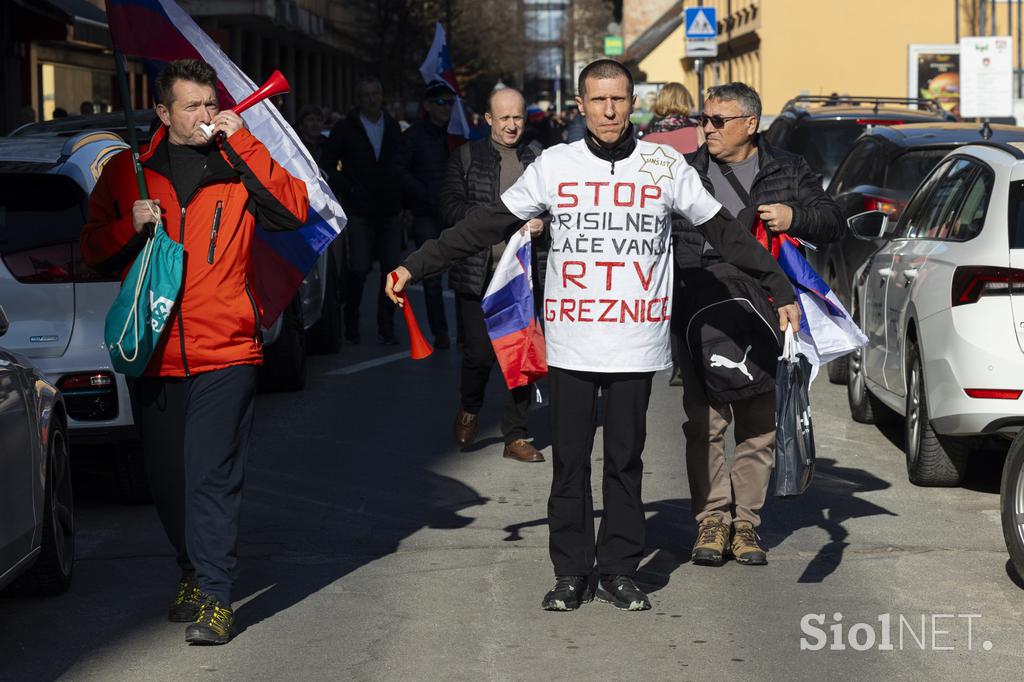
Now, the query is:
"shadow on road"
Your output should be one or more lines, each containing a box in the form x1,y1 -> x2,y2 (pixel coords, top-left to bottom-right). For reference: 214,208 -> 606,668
0,337 -> 493,679
762,457 -> 895,583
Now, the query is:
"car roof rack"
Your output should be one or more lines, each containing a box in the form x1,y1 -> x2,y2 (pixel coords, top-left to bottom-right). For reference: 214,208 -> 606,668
958,139 -> 1024,159
782,95 -> 947,116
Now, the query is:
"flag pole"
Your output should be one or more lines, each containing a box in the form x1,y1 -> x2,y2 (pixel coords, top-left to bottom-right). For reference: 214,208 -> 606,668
114,49 -> 150,201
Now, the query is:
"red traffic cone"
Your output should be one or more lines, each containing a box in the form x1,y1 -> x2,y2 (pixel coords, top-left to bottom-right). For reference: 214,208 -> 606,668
392,272 -> 433,360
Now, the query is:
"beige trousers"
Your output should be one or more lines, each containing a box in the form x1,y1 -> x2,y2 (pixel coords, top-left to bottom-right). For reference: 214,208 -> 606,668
680,354 -> 776,527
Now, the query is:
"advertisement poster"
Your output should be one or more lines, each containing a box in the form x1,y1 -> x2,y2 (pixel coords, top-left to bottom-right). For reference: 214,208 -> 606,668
908,44 -> 960,118
960,36 -> 1014,118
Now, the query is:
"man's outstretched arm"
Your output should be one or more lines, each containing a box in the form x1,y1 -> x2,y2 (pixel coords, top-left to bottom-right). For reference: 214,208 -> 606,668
386,200 -> 523,304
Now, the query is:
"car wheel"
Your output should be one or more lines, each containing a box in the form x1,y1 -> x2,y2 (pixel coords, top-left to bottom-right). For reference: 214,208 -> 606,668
258,294 -> 307,392
114,444 -> 152,505
1001,432 -> 1024,581
847,344 -> 894,424
307,253 -> 342,355
905,343 -> 968,486
7,418 -> 74,595
827,353 -> 850,385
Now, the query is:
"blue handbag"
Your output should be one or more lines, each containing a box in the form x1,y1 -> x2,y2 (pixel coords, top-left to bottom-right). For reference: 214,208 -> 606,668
104,225 -> 184,377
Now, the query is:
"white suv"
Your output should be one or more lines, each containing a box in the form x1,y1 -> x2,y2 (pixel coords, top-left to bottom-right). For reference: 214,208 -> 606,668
846,140 -> 1024,486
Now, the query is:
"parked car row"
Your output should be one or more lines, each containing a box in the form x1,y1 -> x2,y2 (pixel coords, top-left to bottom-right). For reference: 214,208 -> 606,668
771,93 -> 1024,580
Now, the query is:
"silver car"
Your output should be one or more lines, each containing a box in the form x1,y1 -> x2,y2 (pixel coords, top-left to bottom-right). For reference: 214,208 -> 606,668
0,131 -> 147,501
0,305 -> 74,595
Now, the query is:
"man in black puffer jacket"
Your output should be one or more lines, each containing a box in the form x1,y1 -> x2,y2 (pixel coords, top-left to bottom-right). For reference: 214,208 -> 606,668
439,87 -> 547,463
677,83 -> 843,569
400,80 -> 458,347
323,76 -> 405,345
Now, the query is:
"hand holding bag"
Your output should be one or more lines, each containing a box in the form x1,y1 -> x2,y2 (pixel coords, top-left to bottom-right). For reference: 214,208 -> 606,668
104,222 -> 184,377
773,327 -> 816,497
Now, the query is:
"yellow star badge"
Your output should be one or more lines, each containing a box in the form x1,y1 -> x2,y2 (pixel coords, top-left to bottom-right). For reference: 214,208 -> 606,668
638,145 -> 677,185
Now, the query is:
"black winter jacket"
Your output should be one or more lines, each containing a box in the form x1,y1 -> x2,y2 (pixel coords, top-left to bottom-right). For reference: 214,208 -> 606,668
322,109 -> 404,218
676,138 -> 844,268
401,118 -> 450,219
440,137 -> 547,297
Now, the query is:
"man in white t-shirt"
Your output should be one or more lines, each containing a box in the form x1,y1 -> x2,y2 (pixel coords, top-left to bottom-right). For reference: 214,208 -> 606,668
387,59 -> 800,612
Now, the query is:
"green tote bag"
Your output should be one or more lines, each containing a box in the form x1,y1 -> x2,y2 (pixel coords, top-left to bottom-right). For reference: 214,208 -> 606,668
104,225 -> 184,377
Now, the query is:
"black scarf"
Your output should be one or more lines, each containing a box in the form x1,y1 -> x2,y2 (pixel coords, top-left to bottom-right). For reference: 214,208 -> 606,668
583,123 -> 636,175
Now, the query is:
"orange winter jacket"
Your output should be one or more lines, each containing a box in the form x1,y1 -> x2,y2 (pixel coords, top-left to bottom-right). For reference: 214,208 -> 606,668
81,125 -> 309,377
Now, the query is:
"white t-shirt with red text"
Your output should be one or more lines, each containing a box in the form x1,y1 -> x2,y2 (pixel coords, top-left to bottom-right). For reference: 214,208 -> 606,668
501,139 -> 722,373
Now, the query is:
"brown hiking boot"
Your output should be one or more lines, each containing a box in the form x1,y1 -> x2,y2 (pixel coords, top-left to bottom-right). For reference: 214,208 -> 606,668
453,407 -> 478,446
692,515 -> 729,566
503,439 -> 545,463
731,521 -> 768,565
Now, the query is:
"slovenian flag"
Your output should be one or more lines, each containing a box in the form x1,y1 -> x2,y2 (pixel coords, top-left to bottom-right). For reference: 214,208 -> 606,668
754,222 -> 867,378
481,228 -> 547,389
418,22 -> 472,145
104,0 -> 345,325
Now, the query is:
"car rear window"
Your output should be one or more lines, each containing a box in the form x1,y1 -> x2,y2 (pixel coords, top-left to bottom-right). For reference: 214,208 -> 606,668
789,121 -> 866,185
885,149 -> 952,192
0,175 -> 86,255
1010,181 -> 1024,249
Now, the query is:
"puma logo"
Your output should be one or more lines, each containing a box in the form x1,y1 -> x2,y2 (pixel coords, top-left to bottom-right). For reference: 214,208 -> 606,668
709,346 -> 753,381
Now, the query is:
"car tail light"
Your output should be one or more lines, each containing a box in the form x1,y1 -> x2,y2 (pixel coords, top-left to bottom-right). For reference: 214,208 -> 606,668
856,119 -> 906,125
58,372 -> 118,421
863,194 -> 901,216
2,242 -> 119,283
951,266 -> 1024,306
58,372 -> 114,391
964,388 -> 1023,399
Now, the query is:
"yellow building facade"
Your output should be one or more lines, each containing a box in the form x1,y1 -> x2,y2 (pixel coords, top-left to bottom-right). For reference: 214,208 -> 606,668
632,0 -> 1020,116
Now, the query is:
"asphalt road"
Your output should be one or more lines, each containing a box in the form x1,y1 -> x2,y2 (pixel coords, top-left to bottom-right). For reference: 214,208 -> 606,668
1,288 -> 1021,681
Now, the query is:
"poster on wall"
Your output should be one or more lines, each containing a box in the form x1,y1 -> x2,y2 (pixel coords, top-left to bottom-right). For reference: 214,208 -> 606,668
960,36 -> 1014,118
908,44 -> 960,118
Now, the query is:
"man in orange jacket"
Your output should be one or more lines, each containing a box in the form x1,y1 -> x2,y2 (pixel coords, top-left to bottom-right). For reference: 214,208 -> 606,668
81,59 -> 309,645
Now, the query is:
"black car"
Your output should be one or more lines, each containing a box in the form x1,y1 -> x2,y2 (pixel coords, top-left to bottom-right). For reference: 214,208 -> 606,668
763,95 -> 954,187
813,122 -> 1024,383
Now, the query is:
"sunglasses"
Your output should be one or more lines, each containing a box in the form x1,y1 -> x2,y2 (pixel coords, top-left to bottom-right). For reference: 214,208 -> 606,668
699,114 -> 751,129
430,98 -> 455,107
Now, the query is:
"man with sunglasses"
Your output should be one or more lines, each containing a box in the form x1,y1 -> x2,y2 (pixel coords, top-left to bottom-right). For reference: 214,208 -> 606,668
399,80 -> 458,348
679,82 -> 843,568
386,61 -> 799,613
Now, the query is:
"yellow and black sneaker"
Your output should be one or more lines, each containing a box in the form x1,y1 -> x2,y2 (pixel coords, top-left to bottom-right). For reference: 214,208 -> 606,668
185,593 -> 235,645
168,576 -> 202,623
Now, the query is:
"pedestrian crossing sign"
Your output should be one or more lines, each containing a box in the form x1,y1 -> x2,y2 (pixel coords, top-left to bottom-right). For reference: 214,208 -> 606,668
684,6 -> 717,39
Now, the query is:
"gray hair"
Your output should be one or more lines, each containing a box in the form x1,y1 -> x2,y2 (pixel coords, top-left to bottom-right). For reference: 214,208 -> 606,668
705,82 -> 761,120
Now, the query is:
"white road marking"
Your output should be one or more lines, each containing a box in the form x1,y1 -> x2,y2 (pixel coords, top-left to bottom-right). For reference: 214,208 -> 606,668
326,351 -> 411,376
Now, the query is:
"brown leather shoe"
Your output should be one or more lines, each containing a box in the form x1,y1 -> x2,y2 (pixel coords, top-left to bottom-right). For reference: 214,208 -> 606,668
453,408 -> 478,446
503,438 -> 545,463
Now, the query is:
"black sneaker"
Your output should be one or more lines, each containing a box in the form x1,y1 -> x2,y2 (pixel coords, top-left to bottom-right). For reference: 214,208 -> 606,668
168,576 -> 202,623
595,575 -> 651,611
185,593 -> 236,645
378,331 -> 399,345
434,331 -> 451,349
541,575 -> 593,611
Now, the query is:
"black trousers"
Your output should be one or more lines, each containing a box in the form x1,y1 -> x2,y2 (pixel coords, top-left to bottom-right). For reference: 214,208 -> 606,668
130,364 -> 257,604
457,294 -> 530,442
548,367 -> 653,576
411,215 -> 448,337
343,214 -> 402,335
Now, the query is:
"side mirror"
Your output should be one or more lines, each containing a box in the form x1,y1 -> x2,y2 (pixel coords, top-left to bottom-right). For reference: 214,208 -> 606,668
0,305 -> 8,337
848,210 -> 890,241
